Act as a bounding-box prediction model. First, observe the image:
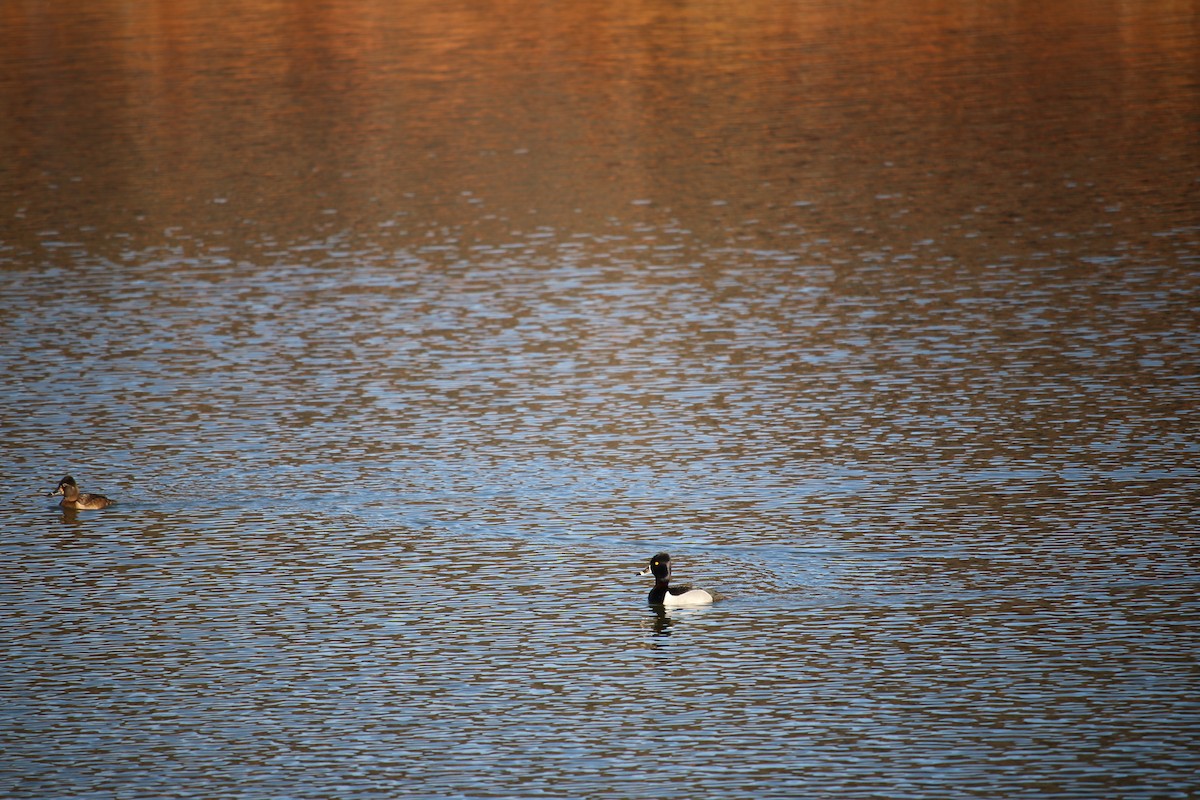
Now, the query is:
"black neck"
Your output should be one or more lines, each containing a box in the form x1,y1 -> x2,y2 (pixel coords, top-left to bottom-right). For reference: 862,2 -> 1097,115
648,580 -> 670,604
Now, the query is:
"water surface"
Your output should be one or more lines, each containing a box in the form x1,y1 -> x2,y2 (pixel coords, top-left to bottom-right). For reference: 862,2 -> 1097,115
1,0 -> 1198,797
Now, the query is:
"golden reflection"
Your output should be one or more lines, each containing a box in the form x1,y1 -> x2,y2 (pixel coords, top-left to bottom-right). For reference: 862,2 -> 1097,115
1,0 -> 1195,253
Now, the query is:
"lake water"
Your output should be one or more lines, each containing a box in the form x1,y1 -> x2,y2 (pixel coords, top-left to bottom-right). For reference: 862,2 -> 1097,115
2,0 -> 1198,797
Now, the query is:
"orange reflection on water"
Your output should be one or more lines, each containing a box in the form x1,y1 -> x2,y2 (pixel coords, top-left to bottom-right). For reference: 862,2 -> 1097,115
1,0 -> 1196,248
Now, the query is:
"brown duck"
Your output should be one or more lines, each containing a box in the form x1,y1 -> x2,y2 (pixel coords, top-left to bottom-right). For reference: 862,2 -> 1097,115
48,475 -> 114,510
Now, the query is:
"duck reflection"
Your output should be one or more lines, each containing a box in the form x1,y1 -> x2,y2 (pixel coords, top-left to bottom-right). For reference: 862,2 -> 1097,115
647,606 -> 674,636
643,603 -> 715,637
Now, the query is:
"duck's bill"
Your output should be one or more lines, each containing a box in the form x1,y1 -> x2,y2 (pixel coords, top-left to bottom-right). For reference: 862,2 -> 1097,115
637,567 -> 652,577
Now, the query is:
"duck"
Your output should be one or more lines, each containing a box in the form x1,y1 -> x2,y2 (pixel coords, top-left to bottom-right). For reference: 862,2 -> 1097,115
48,475 -> 114,510
638,552 -> 715,607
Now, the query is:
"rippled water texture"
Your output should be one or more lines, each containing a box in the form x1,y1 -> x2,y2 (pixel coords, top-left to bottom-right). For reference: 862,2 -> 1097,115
2,0 -> 1198,797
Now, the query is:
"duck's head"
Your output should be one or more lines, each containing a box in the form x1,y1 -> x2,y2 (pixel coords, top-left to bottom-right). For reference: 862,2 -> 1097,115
48,475 -> 76,497
638,552 -> 672,581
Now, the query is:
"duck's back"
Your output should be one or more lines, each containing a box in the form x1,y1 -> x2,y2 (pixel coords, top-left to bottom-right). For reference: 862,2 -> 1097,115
66,493 -> 113,510
664,585 -> 714,607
